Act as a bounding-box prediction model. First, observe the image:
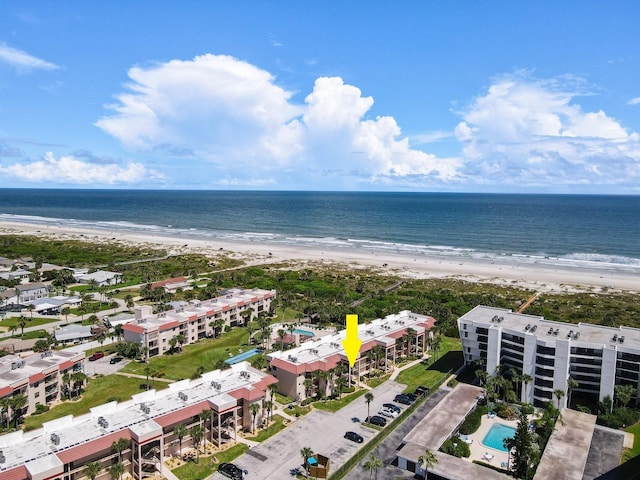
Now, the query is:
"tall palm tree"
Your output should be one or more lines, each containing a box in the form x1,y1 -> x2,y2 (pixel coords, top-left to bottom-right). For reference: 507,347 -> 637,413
264,400 -> 273,423
364,392 -> 374,420
109,462 -> 124,480
277,328 -> 286,350
173,424 -> 187,455
522,373 -> 533,402
26,304 -> 35,320
553,389 -> 565,409
0,397 -> 10,429
300,447 -> 314,477
363,453 -> 383,480
249,403 -> 260,433
111,437 -> 129,463
190,425 -> 204,463
200,409 -> 212,447
84,461 -> 102,480
61,306 -> 71,324
9,394 -> 27,428
18,315 -> 27,339
567,376 -> 579,407
418,449 -> 437,479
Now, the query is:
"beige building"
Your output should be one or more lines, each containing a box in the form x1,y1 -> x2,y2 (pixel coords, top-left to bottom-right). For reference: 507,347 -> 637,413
0,350 -> 85,416
268,311 -> 435,401
123,288 -> 275,358
0,361 -> 276,480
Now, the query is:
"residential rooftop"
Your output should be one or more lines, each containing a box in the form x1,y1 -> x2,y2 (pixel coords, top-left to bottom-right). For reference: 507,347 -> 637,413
268,310 -> 434,372
0,350 -> 84,391
459,305 -> 640,348
0,361 -> 276,477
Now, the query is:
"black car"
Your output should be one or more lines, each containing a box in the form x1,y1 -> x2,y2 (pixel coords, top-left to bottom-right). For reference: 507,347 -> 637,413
404,392 -> 418,402
218,462 -> 243,480
415,386 -> 430,396
383,403 -> 401,413
110,356 -> 123,364
344,431 -> 364,443
365,415 -> 387,427
394,394 -> 412,405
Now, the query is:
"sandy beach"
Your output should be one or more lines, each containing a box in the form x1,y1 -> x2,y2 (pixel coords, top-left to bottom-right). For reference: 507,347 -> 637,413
0,219 -> 638,295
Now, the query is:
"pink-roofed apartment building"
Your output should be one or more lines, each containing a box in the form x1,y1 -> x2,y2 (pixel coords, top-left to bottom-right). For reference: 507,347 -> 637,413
123,288 -> 275,359
268,311 -> 435,401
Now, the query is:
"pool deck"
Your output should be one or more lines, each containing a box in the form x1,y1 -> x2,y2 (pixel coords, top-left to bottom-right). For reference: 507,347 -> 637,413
466,413 -> 520,468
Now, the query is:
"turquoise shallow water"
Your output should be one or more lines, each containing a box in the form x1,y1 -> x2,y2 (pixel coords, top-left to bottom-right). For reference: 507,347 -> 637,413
482,423 -> 516,452
293,328 -> 315,337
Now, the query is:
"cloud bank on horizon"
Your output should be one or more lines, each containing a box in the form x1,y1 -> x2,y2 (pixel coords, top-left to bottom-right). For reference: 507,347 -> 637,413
1,49 -> 639,192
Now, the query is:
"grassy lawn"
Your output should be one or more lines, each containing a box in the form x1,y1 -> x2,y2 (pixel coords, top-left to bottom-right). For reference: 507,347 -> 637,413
121,327 -> 250,380
313,389 -> 367,413
624,422 -> 640,462
24,374 -> 166,431
172,443 -> 248,480
0,316 -> 60,329
8,329 -> 49,340
396,336 -> 463,393
283,403 -> 311,417
244,414 -> 287,442
366,373 -> 391,388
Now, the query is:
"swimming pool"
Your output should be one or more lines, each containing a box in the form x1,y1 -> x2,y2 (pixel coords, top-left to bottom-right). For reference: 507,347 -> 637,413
293,328 -> 315,337
482,423 -> 515,452
225,348 -> 260,365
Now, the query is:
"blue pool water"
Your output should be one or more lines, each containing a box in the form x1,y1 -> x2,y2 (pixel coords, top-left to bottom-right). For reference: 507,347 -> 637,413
482,424 -> 516,452
293,328 -> 315,337
225,348 -> 260,365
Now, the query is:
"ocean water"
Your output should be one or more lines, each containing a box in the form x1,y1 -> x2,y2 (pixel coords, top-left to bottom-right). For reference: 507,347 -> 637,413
0,189 -> 638,273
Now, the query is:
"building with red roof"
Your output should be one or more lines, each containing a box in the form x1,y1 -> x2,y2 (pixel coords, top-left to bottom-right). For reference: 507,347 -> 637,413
268,311 -> 435,401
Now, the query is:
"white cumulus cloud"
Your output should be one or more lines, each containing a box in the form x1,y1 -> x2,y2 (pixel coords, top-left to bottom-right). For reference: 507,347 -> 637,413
0,152 -> 162,184
96,54 -> 460,184
454,74 -> 640,188
0,43 -> 59,71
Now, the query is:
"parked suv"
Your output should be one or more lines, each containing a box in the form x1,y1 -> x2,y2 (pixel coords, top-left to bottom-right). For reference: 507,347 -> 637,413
218,462 -> 243,479
378,406 -> 399,418
415,386 -> 430,396
365,415 -> 387,427
88,352 -> 104,361
383,403 -> 401,413
394,394 -> 412,405
344,431 -> 364,443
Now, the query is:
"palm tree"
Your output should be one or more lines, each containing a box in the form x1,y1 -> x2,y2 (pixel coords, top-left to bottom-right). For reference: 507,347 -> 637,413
18,315 -> 27,339
124,294 -> 135,310
200,409 -> 212,447
9,394 -> 27,428
71,372 -> 87,398
363,453 -> 383,480
269,383 -> 278,404
277,328 -> 286,350
111,437 -> 129,463
522,373 -> 533,402
0,397 -> 10,428
249,403 -> 260,433
26,304 -> 35,320
143,366 -> 154,391
365,392 -> 374,420
173,424 -> 187,455
567,376 -> 579,408
190,425 -> 204,462
300,447 -> 314,477
418,449 -> 437,479
109,462 -> 124,480
553,389 -> 565,409
61,306 -> 71,324
84,461 -> 102,480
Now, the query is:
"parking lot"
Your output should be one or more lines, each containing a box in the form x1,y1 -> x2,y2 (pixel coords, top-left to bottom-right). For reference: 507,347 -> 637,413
85,352 -> 130,376
212,380 -> 408,479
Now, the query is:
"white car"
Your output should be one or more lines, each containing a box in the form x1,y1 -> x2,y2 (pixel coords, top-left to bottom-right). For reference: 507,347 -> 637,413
378,406 -> 399,418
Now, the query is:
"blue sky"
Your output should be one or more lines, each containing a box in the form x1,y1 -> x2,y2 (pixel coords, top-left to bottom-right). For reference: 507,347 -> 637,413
1,2 -> 639,193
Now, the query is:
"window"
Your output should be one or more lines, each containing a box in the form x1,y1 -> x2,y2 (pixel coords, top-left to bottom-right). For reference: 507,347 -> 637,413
35,392 -> 39,398
464,332 -> 468,338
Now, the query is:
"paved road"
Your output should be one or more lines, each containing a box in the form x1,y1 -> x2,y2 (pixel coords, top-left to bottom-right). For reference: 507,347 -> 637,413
217,380 -> 409,480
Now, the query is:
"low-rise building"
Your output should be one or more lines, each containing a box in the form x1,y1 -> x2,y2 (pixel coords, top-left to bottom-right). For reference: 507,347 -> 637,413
150,276 -> 191,293
15,283 -> 48,303
0,350 -> 85,416
458,305 -> 640,408
268,311 -> 435,401
123,288 -> 275,358
74,270 -> 123,287
0,362 -> 275,480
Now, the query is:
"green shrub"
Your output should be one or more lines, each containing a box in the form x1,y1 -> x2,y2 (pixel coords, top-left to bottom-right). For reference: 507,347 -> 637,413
520,403 -> 535,415
440,436 -> 470,457
459,405 -> 488,435
34,404 -> 50,414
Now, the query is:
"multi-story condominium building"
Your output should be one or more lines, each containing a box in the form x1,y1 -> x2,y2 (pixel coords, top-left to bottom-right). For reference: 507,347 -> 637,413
458,305 -> 640,408
0,362 -> 276,480
0,350 -> 85,416
268,311 -> 435,401
123,288 -> 275,358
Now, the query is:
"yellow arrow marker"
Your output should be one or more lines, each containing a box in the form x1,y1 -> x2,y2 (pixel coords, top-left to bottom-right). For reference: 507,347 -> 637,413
342,314 -> 362,367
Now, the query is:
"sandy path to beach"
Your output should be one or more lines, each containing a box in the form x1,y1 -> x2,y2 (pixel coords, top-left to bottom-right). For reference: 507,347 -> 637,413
1,219 -> 638,294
